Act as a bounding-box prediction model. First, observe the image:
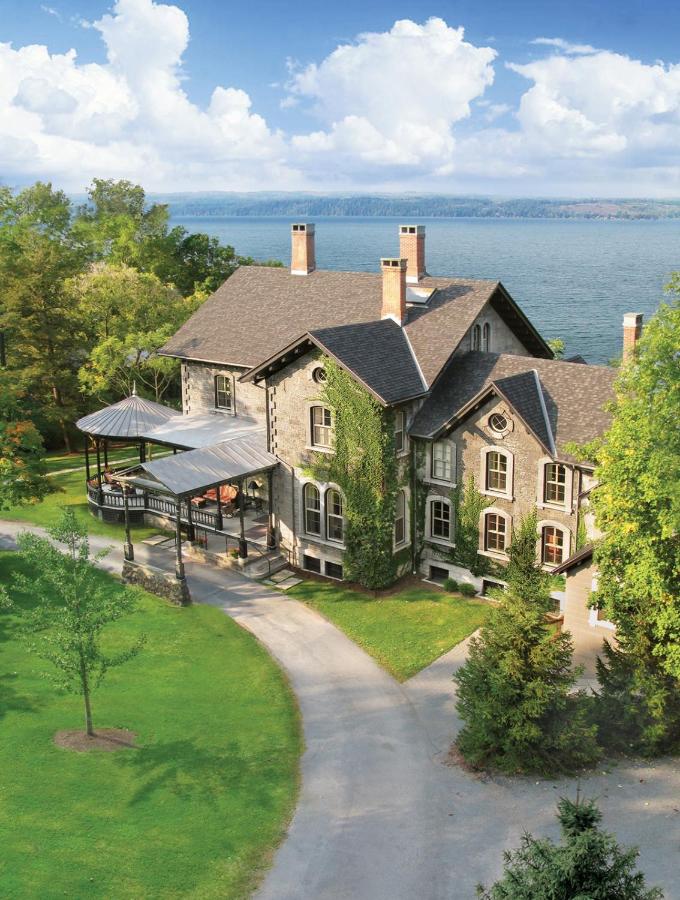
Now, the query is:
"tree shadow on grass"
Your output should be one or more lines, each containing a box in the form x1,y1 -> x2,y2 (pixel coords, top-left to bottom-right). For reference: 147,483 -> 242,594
115,738 -> 283,811
0,672 -> 40,721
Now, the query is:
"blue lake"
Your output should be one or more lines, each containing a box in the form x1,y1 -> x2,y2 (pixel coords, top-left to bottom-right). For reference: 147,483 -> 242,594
169,215 -> 680,364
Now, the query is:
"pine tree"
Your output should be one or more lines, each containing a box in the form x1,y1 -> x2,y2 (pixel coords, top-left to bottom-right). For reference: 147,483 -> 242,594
478,794 -> 663,899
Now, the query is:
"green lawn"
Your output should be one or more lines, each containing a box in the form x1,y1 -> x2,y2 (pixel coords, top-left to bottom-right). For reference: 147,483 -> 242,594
2,467 -> 161,540
45,446 -> 171,474
0,551 -> 301,899
288,579 -> 492,681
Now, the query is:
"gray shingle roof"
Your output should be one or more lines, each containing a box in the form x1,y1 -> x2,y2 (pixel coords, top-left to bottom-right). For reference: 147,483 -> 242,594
410,352 -> 616,462
75,393 -> 178,440
160,266 -> 550,388
493,371 -> 555,455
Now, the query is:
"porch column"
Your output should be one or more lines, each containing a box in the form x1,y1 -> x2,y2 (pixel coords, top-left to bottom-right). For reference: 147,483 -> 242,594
186,496 -> 195,542
103,439 -> 109,468
95,439 -> 103,504
238,478 -> 248,559
215,490 -> 223,531
123,488 -> 134,561
84,438 -> 91,483
175,500 -> 186,581
139,441 -> 146,464
266,468 -> 276,550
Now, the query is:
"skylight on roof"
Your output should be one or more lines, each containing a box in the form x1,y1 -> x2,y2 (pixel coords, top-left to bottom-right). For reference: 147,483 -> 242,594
406,286 -> 435,305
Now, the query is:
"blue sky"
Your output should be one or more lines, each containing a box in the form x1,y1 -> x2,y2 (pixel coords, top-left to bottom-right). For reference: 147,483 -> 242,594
1,0 -> 679,195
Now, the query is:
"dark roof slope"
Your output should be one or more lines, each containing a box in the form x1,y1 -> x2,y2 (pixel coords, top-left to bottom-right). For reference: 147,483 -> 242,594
553,544 -> 594,574
493,371 -> 555,455
411,352 -> 616,462
160,266 -> 549,388
310,320 -> 426,404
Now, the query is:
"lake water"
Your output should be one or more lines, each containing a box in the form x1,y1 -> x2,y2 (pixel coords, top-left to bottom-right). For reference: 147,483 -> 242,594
169,215 -> 680,364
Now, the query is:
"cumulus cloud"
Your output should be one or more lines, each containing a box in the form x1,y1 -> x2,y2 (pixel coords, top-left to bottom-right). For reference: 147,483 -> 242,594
0,0 -> 294,190
530,37 -> 599,55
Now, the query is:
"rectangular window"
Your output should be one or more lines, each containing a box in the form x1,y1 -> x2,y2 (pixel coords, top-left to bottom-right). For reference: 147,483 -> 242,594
302,554 -> 321,574
430,499 -> 451,541
395,491 -> 406,545
326,490 -> 344,542
486,451 -> 508,493
484,513 -> 507,552
432,440 -> 453,481
215,374 -> 232,411
542,526 -> 565,565
325,561 -> 344,580
311,406 -> 333,448
394,411 -> 406,454
544,463 -> 567,504
429,565 -> 449,584
303,484 -> 321,536
482,579 -> 506,597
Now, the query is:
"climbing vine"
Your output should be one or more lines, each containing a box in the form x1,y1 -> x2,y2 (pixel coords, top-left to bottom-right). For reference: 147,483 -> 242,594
310,359 -> 399,589
450,476 -> 492,576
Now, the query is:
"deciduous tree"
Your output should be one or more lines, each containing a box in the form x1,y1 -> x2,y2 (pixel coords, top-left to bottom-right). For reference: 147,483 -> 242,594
0,371 -> 49,509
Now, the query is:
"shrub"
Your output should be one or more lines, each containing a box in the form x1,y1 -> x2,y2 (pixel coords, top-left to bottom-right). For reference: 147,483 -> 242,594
443,577 -> 458,593
459,582 -> 477,597
478,794 -> 663,899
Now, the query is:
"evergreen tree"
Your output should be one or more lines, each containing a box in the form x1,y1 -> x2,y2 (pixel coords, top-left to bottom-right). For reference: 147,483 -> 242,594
478,794 -> 663,899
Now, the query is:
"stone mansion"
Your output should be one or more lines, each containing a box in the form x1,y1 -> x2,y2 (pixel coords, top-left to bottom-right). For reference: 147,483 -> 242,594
155,222 -> 625,591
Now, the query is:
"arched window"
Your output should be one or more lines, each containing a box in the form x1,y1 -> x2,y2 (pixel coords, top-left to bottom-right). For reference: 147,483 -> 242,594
541,525 -> 566,565
303,483 -> 321,535
395,490 -> 407,545
311,406 -> 333,448
214,374 -> 232,410
484,511 -> 508,553
471,324 -> 482,351
486,450 -> 508,493
326,489 -> 344,542
482,322 -> 491,352
544,463 -> 567,505
429,497 -> 452,542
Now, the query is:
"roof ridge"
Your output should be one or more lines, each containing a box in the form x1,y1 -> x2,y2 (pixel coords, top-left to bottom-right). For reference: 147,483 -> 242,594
531,368 -> 557,457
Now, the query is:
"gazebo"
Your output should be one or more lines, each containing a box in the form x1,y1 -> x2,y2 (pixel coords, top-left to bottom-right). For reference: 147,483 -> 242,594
75,388 -> 178,516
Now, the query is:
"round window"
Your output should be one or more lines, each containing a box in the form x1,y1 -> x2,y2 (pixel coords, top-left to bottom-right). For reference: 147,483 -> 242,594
312,367 -> 327,384
489,413 -> 508,434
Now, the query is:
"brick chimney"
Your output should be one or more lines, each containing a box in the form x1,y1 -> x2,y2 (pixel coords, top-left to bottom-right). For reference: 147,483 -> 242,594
290,223 -> 315,275
381,258 -> 407,325
399,224 -> 426,283
622,312 -> 643,363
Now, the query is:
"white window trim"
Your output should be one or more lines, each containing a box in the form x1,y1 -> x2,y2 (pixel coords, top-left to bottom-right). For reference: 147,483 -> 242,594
426,494 -> 455,547
305,400 -> 335,454
393,486 -> 411,550
537,520 -> 572,570
425,437 -> 457,487
301,480 -> 322,538
299,478 -> 346,548
480,445 -> 514,501
214,372 -> 235,415
325,486 -> 345,546
587,573 -> 615,630
536,456 -> 573,513
479,506 -> 511,560
394,409 -> 409,457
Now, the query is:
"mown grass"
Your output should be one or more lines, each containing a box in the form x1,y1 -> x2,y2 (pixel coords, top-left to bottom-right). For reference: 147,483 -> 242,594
288,579 -> 492,681
0,551 -> 301,899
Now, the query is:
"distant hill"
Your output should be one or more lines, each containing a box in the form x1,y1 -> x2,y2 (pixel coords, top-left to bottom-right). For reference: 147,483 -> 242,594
152,193 -> 680,220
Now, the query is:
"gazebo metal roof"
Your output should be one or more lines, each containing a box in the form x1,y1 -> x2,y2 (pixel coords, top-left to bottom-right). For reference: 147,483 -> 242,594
141,412 -> 262,450
76,390 -> 178,440
122,432 -> 277,497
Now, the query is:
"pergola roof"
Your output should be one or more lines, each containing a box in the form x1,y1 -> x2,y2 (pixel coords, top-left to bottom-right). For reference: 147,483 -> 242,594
76,391 -> 178,440
141,413 -> 262,450
134,432 -> 277,496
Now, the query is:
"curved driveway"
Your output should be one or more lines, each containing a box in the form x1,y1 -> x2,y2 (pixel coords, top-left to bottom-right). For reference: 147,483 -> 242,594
1,523 -> 678,899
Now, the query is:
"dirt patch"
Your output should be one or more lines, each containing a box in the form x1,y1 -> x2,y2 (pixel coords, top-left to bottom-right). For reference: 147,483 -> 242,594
443,743 -> 493,781
54,728 -> 137,752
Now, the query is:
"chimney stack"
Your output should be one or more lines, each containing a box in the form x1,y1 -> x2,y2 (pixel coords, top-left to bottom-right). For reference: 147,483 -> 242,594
381,258 -> 407,325
622,312 -> 643,363
290,223 -> 315,275
399,224 -> 426,283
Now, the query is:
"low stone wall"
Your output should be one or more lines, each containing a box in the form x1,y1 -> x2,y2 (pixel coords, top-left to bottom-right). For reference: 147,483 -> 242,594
122,560 -> 191,606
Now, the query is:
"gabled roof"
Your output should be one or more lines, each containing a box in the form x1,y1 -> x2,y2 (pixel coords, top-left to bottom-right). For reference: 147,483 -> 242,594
244,319 -> 426,405
160,266 -> 551,388
410,352 -> 616,463
76,392 -> 178,440
493,371 -> 556,456
553,544 -> 594,574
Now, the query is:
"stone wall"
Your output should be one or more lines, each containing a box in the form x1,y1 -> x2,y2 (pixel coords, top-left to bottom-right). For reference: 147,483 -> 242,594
181,361 -> 267,422
122,559 -> 191,606
456,300 -> 534,356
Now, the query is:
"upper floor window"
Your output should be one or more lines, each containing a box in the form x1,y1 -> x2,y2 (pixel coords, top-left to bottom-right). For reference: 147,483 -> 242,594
303,483 -> 321,535
326,489 -> 344,542
395,489 -> 407,545
394,410 -> 406,454
544,463 -> 567,505
484,511 -> 508,553
486,450 -> 508,493
482,322 -> 491,352
432,440 -> 454,482
472,324 -> 482,351
429,497 -> 452,542
542,525 -> 566,566
215,374 -> 232,411
311,406 -> 333,449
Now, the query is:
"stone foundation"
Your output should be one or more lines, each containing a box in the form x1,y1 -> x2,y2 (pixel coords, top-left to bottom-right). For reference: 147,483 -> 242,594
122,560 -> 191,606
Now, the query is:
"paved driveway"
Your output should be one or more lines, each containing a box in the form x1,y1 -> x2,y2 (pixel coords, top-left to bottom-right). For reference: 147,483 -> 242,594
1,522 -> 678,899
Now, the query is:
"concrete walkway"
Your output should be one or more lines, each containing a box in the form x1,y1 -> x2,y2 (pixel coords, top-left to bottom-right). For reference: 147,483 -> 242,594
1,521 -> 678,899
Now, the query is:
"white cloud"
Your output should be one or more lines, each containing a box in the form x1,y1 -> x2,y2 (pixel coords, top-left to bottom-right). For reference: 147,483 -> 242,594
287,18 -> 496,177
530,37 -> 599,55
0,0 -> 295,190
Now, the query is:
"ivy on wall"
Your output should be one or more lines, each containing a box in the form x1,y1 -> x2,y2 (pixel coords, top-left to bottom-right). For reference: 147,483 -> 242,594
451,476 -> 493,577
310,359 -> 399,589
